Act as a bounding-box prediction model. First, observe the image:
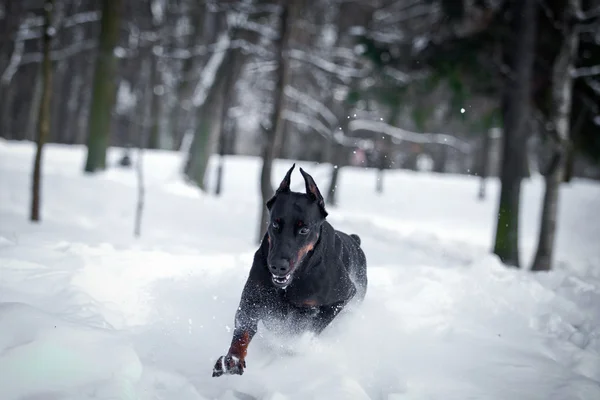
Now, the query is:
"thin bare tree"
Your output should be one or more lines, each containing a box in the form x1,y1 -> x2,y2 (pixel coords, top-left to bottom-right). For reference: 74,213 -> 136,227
83,0 -> 123,173
492,0 -> 538,268
531,0 -> 581,271
30,0 -> 54,222
257,0 -> 294,243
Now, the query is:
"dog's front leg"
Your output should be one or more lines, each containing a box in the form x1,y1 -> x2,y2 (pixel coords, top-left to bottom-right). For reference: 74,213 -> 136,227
211,324 -> 256,376
212,281 -> 263,377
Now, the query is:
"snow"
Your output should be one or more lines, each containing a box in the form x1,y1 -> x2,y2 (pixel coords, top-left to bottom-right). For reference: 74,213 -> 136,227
1,138 -> 599,400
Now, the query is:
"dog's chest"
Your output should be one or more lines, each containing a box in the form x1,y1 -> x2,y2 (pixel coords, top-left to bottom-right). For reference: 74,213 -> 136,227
277,286 -> 320,309
261,290 -> 320,333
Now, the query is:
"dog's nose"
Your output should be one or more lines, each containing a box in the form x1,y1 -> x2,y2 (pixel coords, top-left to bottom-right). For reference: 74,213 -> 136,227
269,259 -> 291,276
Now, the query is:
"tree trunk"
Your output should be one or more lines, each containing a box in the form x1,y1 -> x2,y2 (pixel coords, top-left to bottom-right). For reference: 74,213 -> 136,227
214,47 -> 243,196
433,144 -> 448,174
51,60 -> 68,143
170,5 -> 208,151
1,82 -> 15,139
257,0 -> 294,244
531,0 -> 579,272
75,56 -> 94,144
185,102 -> 216,189
132,57 -> 153,236
478,129 -> 492,200
326,143 -> 344,206
147,53 -> 161,149
26,67 -> 44,142
564,107 -> 586,183
492,0 -> 537,268
184,47 -> 232,190
375,97 -> 399,194
30,0 -> 53,222
65,73 -> 82,144
83,0 -> 122,173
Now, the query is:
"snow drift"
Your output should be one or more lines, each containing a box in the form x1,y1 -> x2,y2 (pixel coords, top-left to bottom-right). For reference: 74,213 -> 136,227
0,139 -> 599,399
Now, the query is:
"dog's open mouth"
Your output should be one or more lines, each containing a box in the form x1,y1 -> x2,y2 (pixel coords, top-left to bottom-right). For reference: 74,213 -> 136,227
271,273 -> 293,288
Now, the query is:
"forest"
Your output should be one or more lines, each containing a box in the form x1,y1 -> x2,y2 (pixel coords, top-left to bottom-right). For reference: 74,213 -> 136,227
4,0 -> 598,270
1,1 -> 600,399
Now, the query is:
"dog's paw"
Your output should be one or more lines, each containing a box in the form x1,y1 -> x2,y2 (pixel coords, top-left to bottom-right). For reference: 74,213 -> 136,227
212,354 -> 246,377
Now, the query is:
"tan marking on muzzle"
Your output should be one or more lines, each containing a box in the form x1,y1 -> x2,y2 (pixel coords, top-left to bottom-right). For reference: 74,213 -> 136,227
295,240 -> 316,266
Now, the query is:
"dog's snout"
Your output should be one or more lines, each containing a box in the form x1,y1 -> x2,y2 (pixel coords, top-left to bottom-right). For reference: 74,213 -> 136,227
269,259 -> 291,276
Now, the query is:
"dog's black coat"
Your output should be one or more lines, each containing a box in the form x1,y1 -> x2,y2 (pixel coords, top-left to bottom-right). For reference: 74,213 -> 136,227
212,164 -> 367,377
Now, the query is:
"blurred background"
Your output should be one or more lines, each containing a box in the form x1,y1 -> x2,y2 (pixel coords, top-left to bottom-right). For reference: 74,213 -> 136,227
1,0 -> 599,270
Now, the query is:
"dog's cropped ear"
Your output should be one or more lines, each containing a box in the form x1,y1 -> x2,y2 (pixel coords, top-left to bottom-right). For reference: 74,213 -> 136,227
266,163 -> 295,210
299,167 -> 328,218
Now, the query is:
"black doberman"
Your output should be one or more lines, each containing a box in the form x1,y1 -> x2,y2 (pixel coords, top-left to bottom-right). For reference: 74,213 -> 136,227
212,164 -> 368,377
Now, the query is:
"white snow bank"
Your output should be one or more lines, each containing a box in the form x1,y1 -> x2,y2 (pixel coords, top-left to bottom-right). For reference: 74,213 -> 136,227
0,302 -> 142,400
0,139 -> 599,399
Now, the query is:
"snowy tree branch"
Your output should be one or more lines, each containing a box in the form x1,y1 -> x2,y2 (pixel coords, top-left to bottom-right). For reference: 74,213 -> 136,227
283,110 -> 333,141
20,39 -> 96,65
208,1 -> 281,15
288,49 -> 367,79
235,19 -> 278,40
285,85 -> 338,128
63,11 -> 101,28
574,5 -> 600,21
192,32 -> 230,107
284,110 -> 372,149
572,65 -> 600,78
2,11 -> 100,84
161,38 -> 272,59
349,120 -> 470,153
1,16 -> 37,85
19,11 -> 101,40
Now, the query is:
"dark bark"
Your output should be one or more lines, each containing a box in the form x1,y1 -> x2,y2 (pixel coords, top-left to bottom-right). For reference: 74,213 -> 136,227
31,0 -> 54,222
170,5 -> 208,151
324,0 -> 374,203
531,161 -> 562,271
184,45 -> 232,190
147,54 -> 161,149
563,145 -> 574,183
75,57 -> 94,145
257,0 -> 293,244
214,46 -> 244,196
64,72 -> 83,144
0,1 -> 22,126
493,0 -> 537,268
433,144 -> 448,174
26,67 -> 43,142
1,83 -> 15,139
50,61 -> 68,142
531,0 -> 579,272
84,0 -> 122,173
564,107 -> 587,183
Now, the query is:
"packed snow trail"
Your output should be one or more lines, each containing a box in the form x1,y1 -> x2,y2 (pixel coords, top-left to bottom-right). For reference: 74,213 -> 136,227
0,139 -> 599,399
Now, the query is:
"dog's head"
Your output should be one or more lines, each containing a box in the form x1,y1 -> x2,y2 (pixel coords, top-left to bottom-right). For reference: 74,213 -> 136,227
265,164 -> 327,288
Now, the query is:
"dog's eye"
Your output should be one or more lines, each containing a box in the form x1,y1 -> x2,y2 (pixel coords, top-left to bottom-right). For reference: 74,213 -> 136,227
299,227 -> 310,235
272,221 -> 280,230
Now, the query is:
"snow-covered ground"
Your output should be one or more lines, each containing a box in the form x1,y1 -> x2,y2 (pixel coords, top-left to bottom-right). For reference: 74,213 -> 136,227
1,139 -> 599,400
